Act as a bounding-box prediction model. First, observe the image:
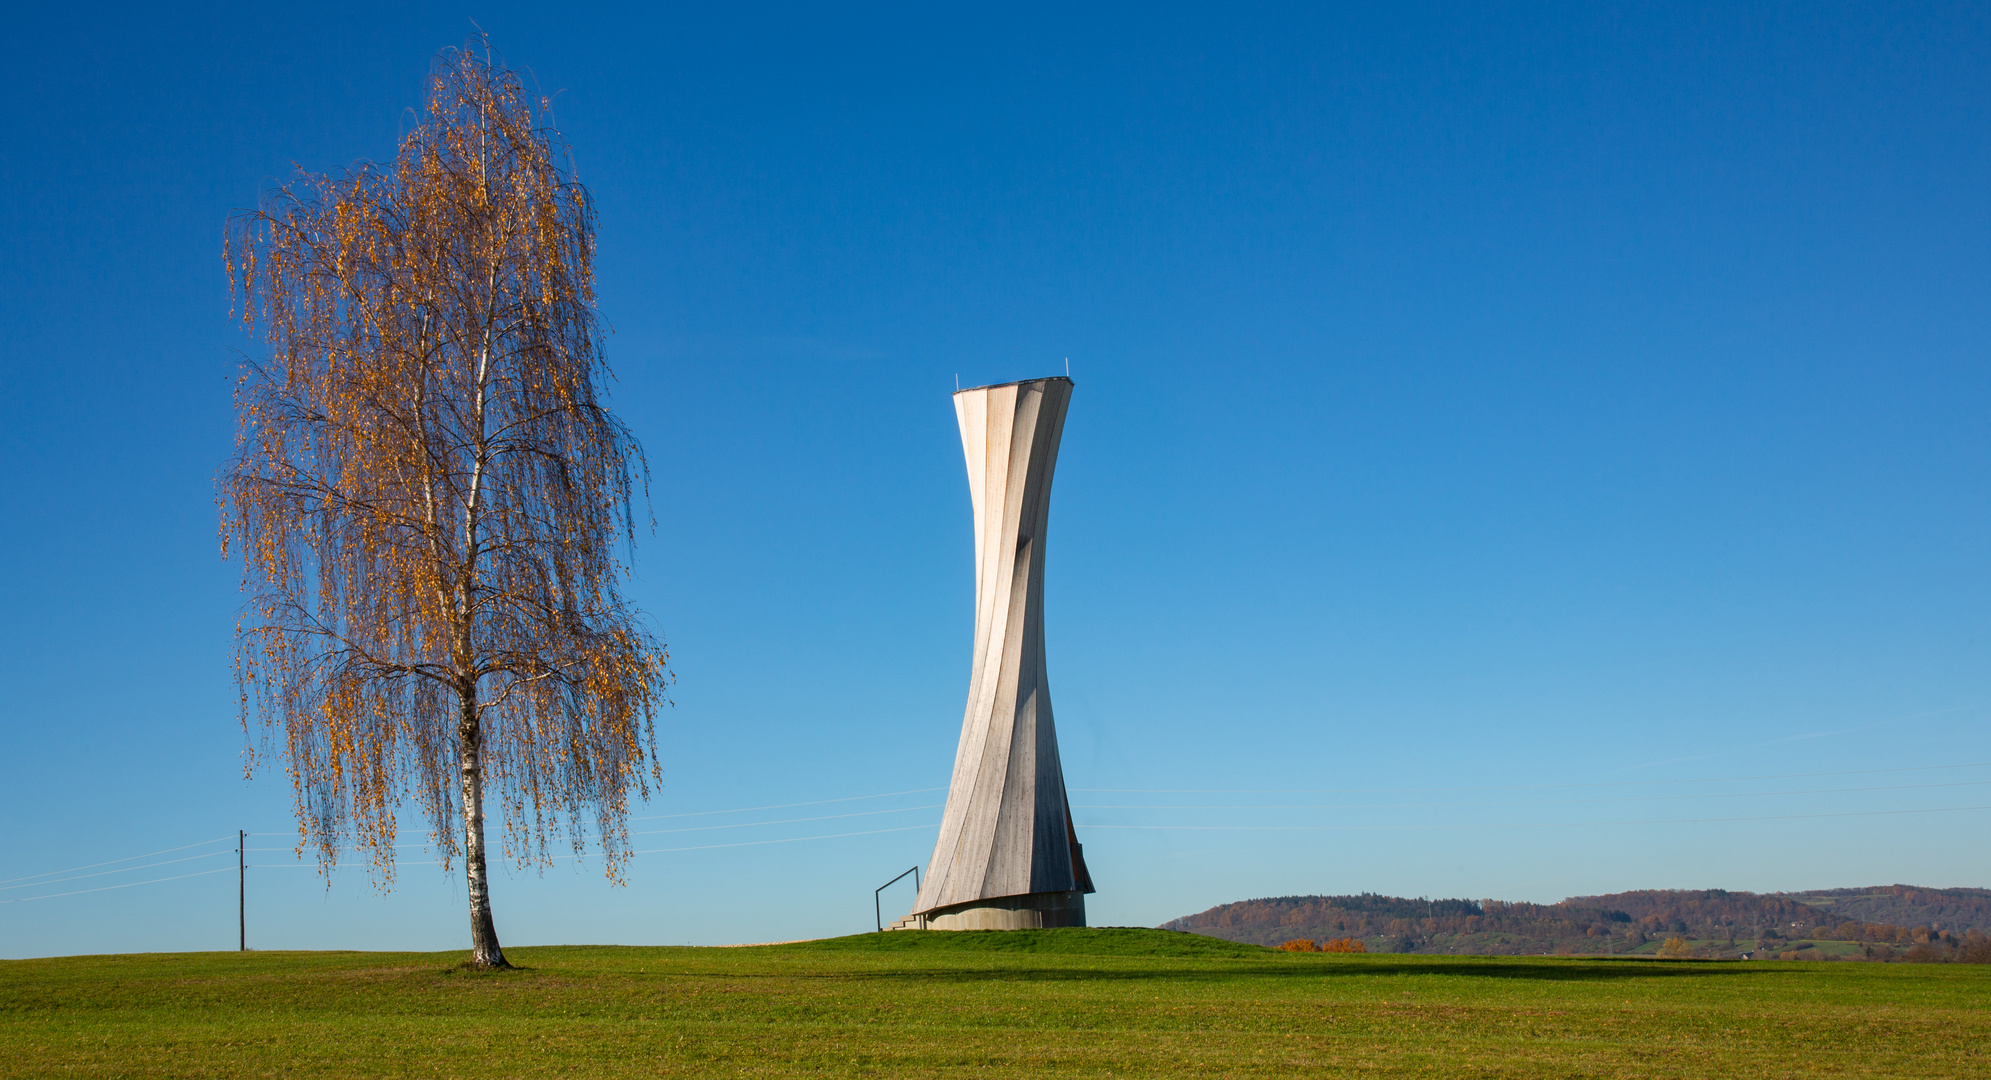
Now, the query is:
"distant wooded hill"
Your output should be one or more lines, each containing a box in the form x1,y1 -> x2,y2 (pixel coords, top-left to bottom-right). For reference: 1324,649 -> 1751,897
1775,886 -> 1991,931
1162,886 -> 1991,960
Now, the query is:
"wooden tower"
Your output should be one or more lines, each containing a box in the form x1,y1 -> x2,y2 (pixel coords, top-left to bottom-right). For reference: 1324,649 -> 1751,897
910,376 -> 1095,930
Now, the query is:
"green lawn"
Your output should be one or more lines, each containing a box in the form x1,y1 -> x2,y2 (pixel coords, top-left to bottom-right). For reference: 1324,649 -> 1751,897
3,928 -> 1985,1077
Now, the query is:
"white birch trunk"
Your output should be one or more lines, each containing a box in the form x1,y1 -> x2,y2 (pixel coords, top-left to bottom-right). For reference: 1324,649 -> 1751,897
459,685 -> 507,967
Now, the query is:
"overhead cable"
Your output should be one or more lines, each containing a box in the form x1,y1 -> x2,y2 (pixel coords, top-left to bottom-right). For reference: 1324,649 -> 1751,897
1074,779 -> 1991,812
1087,803 -> 1991,831
630,804 -> 941,837
1072,760 -> 1991,795
629,787 -> 946,822
0,867 -> 234,905
0,836 -> 232,887
0,850 -> 233,893
246,824 -> 946,869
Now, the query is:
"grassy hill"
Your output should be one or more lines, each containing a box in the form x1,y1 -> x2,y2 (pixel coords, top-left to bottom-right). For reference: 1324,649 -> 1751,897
4,929 -> 1989,1077
1164,887 -> 1991,960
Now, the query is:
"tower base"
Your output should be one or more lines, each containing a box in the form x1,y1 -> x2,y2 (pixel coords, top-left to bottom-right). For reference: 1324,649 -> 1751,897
918,890 -> 1087,931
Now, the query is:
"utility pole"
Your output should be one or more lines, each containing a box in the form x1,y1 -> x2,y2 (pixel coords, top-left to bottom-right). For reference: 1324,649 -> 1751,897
238,829 -> 245,952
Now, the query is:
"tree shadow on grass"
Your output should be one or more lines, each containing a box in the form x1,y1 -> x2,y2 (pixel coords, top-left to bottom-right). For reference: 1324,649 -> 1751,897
680,959 -> 1760,986
437,962 -> 537,978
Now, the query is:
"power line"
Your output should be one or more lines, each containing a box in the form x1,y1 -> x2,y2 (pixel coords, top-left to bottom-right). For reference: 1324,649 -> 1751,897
0,836 -> 232,887
630,804 -> 941,837
626,824 -> 940,856
243,845 -> 434,852
1073,779 -> 1991,812
245,824 -> 948,869
237,792 -> 1990,871
239,804 -> 947,860
23,764 -> 1981,899
0,850 -> 233,893
628,787 -> 946,822
1072,761 -> 1991,795
1085,803 -> 1991,831
0,867 -> 234,905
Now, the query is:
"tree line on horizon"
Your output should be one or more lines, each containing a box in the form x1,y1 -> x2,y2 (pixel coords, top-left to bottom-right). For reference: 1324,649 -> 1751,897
1167,886 -> 1991,962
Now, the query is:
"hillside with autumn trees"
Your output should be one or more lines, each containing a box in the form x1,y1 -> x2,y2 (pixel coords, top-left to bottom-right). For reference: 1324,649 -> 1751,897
1162,886 -> 1991,961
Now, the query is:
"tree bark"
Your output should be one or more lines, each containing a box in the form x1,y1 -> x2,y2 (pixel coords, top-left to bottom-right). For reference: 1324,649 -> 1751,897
459,685 -> 508,968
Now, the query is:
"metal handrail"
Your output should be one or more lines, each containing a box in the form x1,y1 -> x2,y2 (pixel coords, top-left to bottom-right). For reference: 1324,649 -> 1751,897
874,865 -> 921,932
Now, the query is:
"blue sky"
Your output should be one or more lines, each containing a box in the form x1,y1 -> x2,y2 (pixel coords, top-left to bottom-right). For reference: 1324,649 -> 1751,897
2,1 -> 1987,957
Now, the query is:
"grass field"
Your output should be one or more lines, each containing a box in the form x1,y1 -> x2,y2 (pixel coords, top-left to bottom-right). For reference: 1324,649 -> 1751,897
3,928 -> 1986,1077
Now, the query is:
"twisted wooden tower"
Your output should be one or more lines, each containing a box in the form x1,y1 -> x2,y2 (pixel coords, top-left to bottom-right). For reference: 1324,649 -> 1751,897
910,376 -> 1094,930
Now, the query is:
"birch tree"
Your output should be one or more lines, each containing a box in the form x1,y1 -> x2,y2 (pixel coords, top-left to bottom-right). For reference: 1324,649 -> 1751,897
222,44 -> 667,968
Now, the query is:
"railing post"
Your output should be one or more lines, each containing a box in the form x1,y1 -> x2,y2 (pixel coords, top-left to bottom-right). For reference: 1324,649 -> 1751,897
874,866 -> 922,933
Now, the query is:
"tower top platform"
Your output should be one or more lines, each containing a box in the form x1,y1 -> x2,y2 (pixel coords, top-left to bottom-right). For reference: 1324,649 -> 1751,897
953,375 -> 1074,396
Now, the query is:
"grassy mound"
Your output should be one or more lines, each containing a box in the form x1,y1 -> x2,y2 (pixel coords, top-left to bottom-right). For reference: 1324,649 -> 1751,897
790,925 -> 1268,957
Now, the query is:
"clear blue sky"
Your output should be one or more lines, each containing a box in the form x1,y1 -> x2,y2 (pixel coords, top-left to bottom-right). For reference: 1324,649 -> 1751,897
2,2 -> 1987,957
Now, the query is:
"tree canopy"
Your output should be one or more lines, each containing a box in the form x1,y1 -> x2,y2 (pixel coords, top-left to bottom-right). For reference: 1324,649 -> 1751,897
223,43 -> 666,965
